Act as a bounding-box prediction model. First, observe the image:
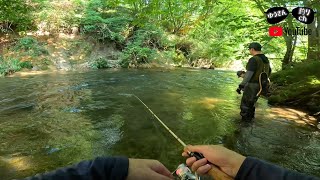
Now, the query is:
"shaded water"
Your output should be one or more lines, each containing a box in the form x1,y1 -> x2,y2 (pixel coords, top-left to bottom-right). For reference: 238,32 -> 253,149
0,69 -> 319,179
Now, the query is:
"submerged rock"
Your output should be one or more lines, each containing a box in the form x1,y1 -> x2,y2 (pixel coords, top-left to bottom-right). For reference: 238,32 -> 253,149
64,107 -> 82,113
190,58 -> 215,69
45,146 -> 61,155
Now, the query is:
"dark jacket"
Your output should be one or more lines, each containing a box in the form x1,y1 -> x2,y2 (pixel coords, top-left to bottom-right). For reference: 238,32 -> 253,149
23,156 -> 319,180
236,157 -> 319,180
246,54 -> 271,83
23,157 -> 129,180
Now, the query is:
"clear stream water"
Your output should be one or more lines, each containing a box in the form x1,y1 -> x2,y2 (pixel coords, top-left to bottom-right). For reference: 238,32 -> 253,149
0,69 -> 319,179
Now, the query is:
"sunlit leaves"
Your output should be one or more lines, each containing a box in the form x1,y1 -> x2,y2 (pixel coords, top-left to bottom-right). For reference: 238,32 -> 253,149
0,0 -> 34,32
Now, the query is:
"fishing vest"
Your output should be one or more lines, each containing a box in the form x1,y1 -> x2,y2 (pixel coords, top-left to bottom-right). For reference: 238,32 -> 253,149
247,55 -> 270,83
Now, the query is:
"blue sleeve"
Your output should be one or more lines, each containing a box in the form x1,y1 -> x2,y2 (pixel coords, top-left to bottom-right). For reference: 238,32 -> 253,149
235,157 -> 319,180
24,156 -> 129,180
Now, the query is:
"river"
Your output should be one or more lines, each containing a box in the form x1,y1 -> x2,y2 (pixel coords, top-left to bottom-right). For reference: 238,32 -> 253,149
0,69 -> 319,179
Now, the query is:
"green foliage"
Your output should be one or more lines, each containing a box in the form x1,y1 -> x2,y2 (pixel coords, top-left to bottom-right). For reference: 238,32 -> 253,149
132,24 -> 168,49
33,58 -> 52,70
81,0 -> 133,43
172,51 -> 188,65
13,36 -> 48,57
20,61 -> 33,69
110,0 -> 216,34
81,17 -> 129,43
185,0 -> 285,67
35,0 -> 85,33
8,58 -> 22,72
0,0 -> 316,71
90,57 -> 110,69
269,61 -> 320,111
271,61 -> 320,86
0,57 -> 24,76
120,24 -> 169,67
14,37 -> 38,50
0,0 -> 34,32
120,44 -> 157,67
0,56 -> 7,76
183,0 -> 252,66
155,50 -> 175,65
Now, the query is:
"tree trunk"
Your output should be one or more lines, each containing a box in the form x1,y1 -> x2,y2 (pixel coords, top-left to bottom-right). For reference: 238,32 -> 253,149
306,0 -> 319,60
282,16 -> 296,69
282,35 -> 293,69
289,35 -> 298,62
307,19 -> 318,60
253,0 -> 298,68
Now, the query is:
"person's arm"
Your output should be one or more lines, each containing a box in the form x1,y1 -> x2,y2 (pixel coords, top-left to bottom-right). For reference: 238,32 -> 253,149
24,157 -> 173,180
239,71 -> 254,87
183,145 -> 319,180
239,57 -> 256,88
24,157 -> 129,180
236,157 -> 319,180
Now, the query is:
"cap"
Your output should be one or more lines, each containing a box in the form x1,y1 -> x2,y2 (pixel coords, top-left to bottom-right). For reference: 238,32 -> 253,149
237,70 -> 245,78
248,42 -> 262,51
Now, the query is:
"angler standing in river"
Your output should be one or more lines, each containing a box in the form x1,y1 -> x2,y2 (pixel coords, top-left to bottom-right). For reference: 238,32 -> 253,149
237,42 -> 271,122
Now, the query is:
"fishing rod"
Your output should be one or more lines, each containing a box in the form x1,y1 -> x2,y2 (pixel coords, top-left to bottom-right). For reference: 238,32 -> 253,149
133,95 -> 233,180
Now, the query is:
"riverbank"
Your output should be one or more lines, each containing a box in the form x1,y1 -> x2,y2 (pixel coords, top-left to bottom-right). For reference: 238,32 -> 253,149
268,61 -> 320,124
0,33 -> 218,77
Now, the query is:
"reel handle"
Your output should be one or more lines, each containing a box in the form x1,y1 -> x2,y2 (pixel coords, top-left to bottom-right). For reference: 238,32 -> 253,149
188,151 -> 233,180
188,151 -> 204,160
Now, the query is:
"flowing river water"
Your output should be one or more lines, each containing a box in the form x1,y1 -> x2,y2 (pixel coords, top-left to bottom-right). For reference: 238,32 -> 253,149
0,69 -> 319,179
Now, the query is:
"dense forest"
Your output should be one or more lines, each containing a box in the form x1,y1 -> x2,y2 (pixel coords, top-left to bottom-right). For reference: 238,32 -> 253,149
0,0 -> 319,119
0,1 -> 320,179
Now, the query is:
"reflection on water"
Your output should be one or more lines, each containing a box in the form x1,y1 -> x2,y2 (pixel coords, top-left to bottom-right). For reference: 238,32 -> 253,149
0,69 -> 319,179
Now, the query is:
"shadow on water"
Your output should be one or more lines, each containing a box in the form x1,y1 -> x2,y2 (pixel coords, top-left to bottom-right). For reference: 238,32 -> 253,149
0,69 -> 319,179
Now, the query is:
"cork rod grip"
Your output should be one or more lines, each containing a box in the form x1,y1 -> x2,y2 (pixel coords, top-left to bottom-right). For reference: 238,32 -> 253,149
207,165 -> 233,180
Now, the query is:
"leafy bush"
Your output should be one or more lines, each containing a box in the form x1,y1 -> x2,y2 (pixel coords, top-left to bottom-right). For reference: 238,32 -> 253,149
0,57 -> 24,76
20,61 -> 33,69
269,61 -> 320,110
35,0 -> 84,33
120,44 -> 156,67
81,17 -> 129,43
175,39 -> 193,58
90,57 -> 110,69
81,0 -> 132,44
132,24 -> 168,49
172,50 -> 188,65
271,61 -> 320,86
13,37 -> 48,57
8,58 -> 21,71
120,24 -> 170,67
0,56 -> 6,76
14,37 -> 37,50
0,0 -> 34,32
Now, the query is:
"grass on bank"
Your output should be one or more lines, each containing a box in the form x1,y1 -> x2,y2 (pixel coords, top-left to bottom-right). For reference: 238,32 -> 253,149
269,61 -> 320,113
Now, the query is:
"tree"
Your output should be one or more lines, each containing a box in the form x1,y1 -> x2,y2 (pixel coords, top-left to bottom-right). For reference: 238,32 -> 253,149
106,0 -> 217,35
0,0 -> 34,32
282,12 -> 298,68
305,0 -> 320,61
253,0 -> 301,69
